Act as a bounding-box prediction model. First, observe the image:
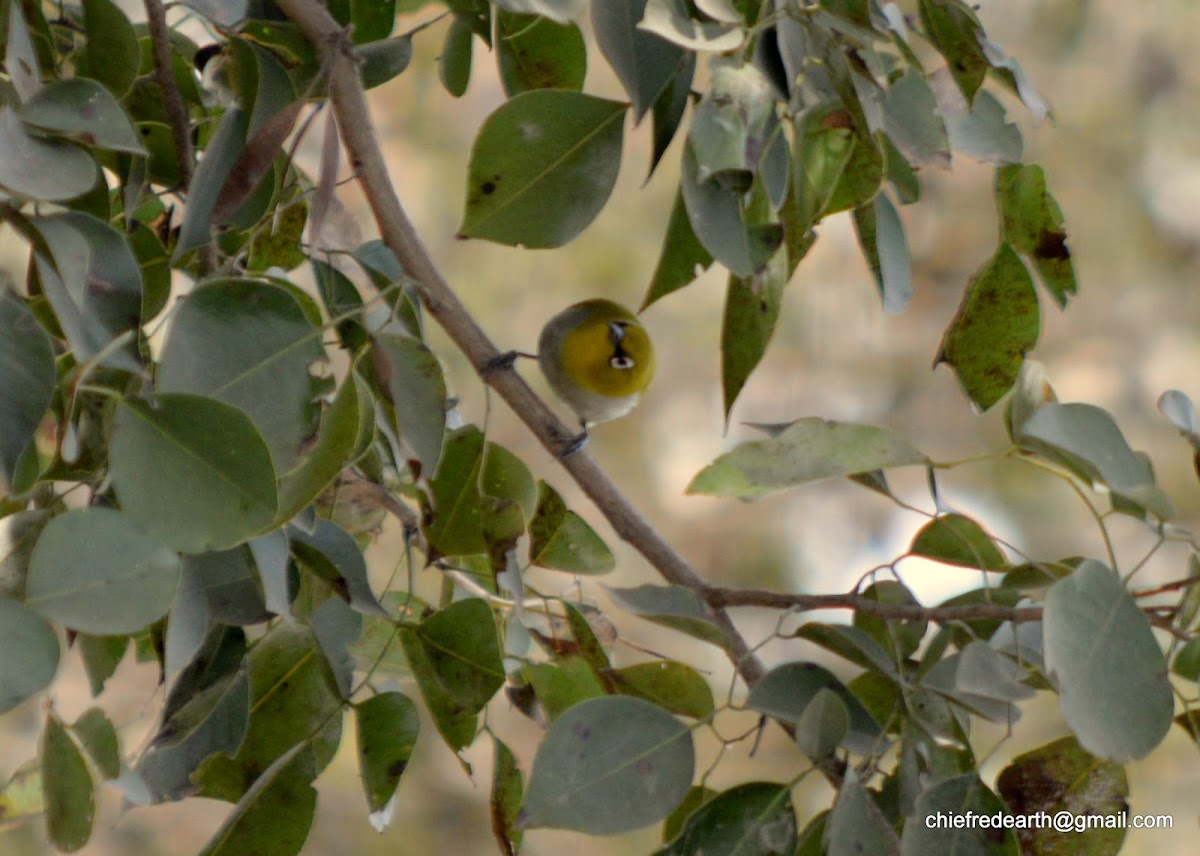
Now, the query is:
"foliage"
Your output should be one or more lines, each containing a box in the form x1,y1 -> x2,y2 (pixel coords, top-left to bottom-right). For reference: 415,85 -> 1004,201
0,0 -> 1196,854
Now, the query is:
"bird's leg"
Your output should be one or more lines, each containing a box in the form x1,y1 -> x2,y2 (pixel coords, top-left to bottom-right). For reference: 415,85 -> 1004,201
481,350 -> 535,377
559,421 -> 589,458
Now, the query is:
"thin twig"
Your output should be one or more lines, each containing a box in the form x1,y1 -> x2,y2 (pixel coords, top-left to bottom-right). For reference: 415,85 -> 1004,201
272,0 -> 770,691
703,586 -> 1043,623
142,0 -> 194,187
703,585 -> 1194,641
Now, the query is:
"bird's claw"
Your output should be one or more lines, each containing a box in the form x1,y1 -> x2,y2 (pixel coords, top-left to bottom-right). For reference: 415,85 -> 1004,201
559,428 -> 589,458
481,350 -> 521,377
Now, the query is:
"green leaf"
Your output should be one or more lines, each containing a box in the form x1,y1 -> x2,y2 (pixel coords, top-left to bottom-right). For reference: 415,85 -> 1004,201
1158,389 -> 1200,451
0,510 -> 49,601
592,0 -> 684,120
111,394 -> 278,553
648,51 -> 694,178
681,143 -> 781,278
197,743 -> 317,856
287,517 -> 388,617
824,132 -> 884,217
491,736 -> 524,853
721,250 -> 787,419
348,0 -> 395,42
193,624 -> 340,802
790,105 -> 857,234
852,580 -> 929,661
642,188 -> 714,309
688,418 -> 927,499
1015,402 -> 1173,520
996,736 -> 1127,854
246,200 -> 308,272
639,0 -> 742,52
528,480 -> 615,574
883,136 -> 921,204
413,597 -> 504,709
519,696 -> 694,833
359,35 -> 415,89
31,211 -> 143,370
606,584 -> 727,646
979,37 -> 1050,123
1043,560 -> 1172,760
0,107 -> 96,201
936,242 -> 1039,411
657,781 -> 796,856
5,0 -> 42,100
901,774 -> 1019,855
174,106 -> 248,259
136,652 -> 250,801
795,688 -> 849,759
909,513 -> 1008,571
612,661 -> 714,719
446,0 -> 491,42
0,599 -> 59,713
746,661 -> 880,754
993,734 -> 1123,849
158,279 -> 324,475
853,192 -> 912,315
439,16 -> 474,96
371,333 -> 447,477
309,596 -> 361,697
946,640 -> 1036,710
77,634 -> 128,697
458,90 -> 625,248
0,760 -> 43,833
19,78 -> 144,153
80,0 -> 140,97
0,288 -> 54,493
662,785 -> 716,843
524,658 -> 606,721
688,58 -> 775,187
493,0 -> 585,24
792,622 -> 899,677
496,11 -> 586,96
129,220 -> 171,321
1175,638 -> 1200,681
70,709 -> 120,780
561,602 -> 613,673
996,163 -> 1076,307
941,89 -> 1023,165
26,508 -> 180,634
825,770 -> 898,856
881,70 -> 950,169
919,0 -> 987,103
423,426 -> 536,558
41,713 -> 94,852
277,373 -> 366,524
400,598 -> 503,751
355,692 -> 419,820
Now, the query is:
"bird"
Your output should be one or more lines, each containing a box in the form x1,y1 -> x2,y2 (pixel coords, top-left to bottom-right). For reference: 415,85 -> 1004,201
486,299 -> 654,456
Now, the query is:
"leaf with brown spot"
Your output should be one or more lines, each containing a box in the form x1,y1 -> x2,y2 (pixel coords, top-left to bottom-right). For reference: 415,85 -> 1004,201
937,243 -> 1039,411
212,99 -> 303,224
995,163 -> 1077,307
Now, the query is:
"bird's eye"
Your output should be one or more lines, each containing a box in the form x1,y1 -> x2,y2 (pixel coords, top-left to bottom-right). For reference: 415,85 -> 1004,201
610,354 -> 635,370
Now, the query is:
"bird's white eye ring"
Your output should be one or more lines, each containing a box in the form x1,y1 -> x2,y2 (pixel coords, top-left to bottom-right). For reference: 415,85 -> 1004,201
610,354 -> 635,370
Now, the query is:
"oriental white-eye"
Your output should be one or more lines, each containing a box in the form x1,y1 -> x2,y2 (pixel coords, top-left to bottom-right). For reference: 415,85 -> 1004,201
536,299 -> 654,445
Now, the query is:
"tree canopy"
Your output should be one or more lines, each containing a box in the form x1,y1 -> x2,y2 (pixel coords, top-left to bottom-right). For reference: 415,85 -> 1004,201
0,0 -> 1197,854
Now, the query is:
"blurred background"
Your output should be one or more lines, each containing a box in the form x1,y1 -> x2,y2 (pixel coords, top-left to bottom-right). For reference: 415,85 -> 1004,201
5,0 -> 1200,852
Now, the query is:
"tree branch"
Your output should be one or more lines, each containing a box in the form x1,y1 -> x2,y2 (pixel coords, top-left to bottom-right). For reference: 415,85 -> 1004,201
703,586 -> 1194,640
704,586 -> 1044,623
272,0 -> 768,689
141,0 -> 193,187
